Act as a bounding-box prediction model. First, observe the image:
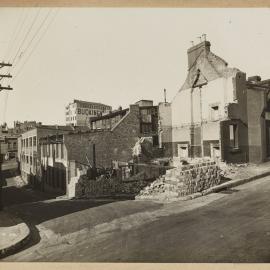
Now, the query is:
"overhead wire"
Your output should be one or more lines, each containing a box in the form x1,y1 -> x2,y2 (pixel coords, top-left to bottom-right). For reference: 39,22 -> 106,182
1,8 -> 28,124
12,8 -> 58,83
10,8 -> 42,67
1,8 -> 29,82
3,8 -> 25,62
3,8 -> 57,124
12,8 -> 53,73
2,8 -> 42,123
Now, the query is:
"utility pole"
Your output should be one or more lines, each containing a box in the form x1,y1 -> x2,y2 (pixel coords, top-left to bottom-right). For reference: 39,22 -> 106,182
0,61 -> 13,211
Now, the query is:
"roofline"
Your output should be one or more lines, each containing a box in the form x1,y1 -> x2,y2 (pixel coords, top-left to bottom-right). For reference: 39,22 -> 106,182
69,99 -> 112,107
90,108 -> 129,122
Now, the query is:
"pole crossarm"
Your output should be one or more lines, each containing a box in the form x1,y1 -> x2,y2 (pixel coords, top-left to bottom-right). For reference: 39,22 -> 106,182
0,85 -> 13,91
0,74 -> 12,78
0,62 -> 12,69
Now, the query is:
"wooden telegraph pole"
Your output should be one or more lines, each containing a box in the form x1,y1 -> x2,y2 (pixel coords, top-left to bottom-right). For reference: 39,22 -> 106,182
0,61 -> 13,211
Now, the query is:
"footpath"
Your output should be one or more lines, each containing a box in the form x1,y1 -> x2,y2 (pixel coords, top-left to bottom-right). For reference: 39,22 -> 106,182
0,210 -> 30,259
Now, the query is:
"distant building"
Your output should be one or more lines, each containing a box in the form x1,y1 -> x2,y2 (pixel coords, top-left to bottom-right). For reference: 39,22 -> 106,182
0,121 -> 42,161
65,99 -> 112,126
12,121 -> 42,134
0,135 -> 18,161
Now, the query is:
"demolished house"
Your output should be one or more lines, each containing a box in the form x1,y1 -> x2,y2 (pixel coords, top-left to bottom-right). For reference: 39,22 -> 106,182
164,39 -> 270,164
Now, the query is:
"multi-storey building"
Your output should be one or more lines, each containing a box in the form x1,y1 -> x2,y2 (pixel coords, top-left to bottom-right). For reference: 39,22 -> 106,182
65,99 -> 112,126
18,125 -> 90,189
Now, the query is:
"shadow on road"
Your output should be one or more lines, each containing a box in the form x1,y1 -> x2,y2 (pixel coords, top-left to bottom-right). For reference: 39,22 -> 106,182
8,199 -> 120,253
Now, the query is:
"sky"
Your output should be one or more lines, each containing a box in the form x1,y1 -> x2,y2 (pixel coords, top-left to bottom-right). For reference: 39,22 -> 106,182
0,7 -> 270,126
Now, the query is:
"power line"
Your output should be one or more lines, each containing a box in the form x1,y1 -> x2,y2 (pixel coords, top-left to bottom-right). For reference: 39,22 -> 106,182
4,8 -> 27,63
1,9 -> 30,83
12,9 -> 58,82
10,8 -> 41,66
13,9 -> 53,70
4,8 -> 25,61
2,9 -> 43,122
6,9 -> 30,64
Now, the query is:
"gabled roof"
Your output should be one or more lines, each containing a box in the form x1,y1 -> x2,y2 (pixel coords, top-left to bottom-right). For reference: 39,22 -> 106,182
180,43 -> 241,91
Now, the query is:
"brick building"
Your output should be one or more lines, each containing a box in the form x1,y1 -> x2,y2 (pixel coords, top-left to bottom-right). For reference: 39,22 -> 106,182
65,99 -> 112,126
164,39 -> 270,164
39,101 -> 160,197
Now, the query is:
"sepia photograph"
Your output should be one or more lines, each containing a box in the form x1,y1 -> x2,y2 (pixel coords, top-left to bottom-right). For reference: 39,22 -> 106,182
0,2 -> 270,266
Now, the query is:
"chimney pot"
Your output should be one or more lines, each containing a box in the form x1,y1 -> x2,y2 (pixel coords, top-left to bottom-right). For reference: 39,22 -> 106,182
187,40 -> 211,69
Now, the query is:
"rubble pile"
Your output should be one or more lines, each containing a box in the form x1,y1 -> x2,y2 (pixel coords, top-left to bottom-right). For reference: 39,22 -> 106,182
75,175 -> 149,198
136,161 -> 222,201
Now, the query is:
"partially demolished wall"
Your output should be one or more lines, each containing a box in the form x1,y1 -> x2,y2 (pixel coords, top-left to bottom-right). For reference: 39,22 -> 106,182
136,161 -> 222,201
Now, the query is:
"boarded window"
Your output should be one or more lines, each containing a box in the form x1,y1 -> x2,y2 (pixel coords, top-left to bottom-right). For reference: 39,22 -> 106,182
229,124 -> 239,148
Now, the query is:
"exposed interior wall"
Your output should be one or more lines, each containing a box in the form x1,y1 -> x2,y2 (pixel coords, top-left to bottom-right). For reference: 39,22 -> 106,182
171,76 -> 236,160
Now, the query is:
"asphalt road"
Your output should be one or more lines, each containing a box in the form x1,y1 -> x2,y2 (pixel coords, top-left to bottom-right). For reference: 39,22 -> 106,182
2,172 -> 270,263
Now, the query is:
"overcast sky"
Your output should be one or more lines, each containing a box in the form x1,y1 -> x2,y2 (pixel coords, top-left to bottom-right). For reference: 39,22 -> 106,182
0,8 -> 270,126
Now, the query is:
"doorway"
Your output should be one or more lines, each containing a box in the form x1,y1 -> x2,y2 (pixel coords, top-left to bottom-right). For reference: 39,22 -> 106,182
177,144 -> 189,159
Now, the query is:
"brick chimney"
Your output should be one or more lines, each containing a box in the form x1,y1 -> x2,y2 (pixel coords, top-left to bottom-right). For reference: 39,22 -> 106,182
187,41 -> 211,69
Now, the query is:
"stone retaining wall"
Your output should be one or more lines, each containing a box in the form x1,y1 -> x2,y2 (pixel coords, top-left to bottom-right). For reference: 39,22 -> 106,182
136,161 -> 222,200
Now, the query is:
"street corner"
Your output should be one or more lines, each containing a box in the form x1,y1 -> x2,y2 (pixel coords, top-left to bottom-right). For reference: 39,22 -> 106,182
0,210 -> 31,259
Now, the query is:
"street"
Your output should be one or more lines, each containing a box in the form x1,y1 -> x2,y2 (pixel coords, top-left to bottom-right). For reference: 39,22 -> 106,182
1,165 -> 270,262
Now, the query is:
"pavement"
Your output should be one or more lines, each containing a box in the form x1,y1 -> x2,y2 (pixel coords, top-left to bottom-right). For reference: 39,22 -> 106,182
0,160 -> 54,259
0,211 -> 30,258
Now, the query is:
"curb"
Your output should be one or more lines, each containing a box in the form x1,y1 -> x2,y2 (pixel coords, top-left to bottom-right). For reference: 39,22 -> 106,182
0,214 -> 31,259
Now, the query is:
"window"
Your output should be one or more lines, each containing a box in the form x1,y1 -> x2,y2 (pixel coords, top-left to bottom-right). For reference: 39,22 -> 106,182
229,124 -> 239,149
211,105 -> 219,121
61,143 -> 64,158
26,156 -> 29,164
30,156 -> 32,166
56,144 -> 59,158
29,137 -> 32,147
43,144 -> 47,156
26,138 -> 28,147
47,144 -> 50,156
33,136 -> 37,146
